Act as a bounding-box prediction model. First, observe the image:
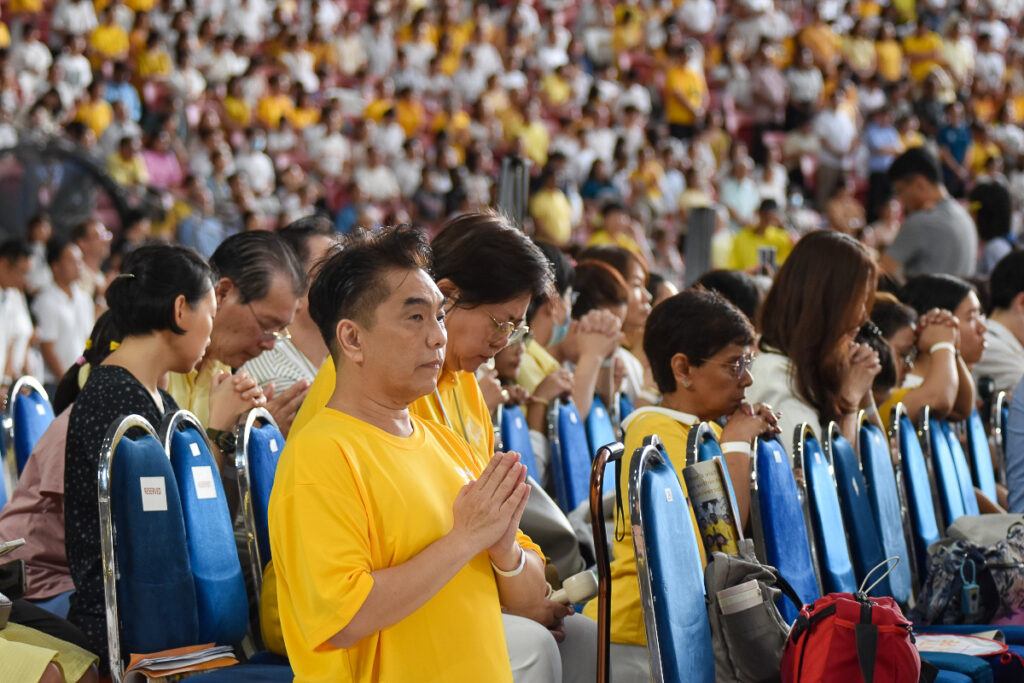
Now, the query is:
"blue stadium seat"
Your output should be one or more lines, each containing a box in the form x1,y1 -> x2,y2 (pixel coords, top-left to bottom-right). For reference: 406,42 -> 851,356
686,421 -> 723,465
98,414 -> 199,678
585,396 -> 618,494
589,442 -> 625,683
855,416 -> 913,603
963,409 -> 997,502
992,391 -> 1009,485
236,407 -> 286,598
497,403 -> 540,482
796,425 -> 856,594
9,376 -> 54,475
619,394 -> 635,425
922,412 -> 968,529
890,404 -> 941,575
547,399 -> 591,511
629,435 -> 714,682
750,435 -> 820,624
161,411 -> 249,647
940,420 -> 980,517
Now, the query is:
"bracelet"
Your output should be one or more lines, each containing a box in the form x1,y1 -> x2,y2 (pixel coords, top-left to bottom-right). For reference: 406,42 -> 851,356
490,545 -> 527,577
529,396 -> 549,406
929,341 -> 956,355
720,441 -> 752,456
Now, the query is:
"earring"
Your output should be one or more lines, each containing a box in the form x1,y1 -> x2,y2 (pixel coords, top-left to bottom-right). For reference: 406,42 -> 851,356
682,380 -> 692,388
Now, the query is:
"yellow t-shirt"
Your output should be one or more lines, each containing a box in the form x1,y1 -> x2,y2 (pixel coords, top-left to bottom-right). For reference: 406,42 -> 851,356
222,95 -> 252,128
727,225 -> 793,271
879,386 -> 911,429
540,73 -> 571,106
269,409 -> 515,683
587,230 -> 643,258
903,32 -> 943,83
106,152 -> 150,187
256,94 -> 295,129
395,99 -> 425,137
515,339 -> 561,394
528,189 -> 572,247
875,40 -> 904,82
517,121 -> 550,167
75,100 -> 113,137
166,360 -> 231,428
89,24 -> 129,59
582,406 -> 711,646
664,66 -> 707,126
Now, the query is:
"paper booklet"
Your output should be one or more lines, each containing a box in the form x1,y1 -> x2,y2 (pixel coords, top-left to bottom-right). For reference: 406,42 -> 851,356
682,457 -> 743,559
124,643 -> 238,681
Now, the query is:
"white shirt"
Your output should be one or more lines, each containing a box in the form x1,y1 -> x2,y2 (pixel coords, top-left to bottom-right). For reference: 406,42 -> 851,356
3,288 -> 33,378
234,150 -> 276,197
814,108 -> 857,169
50,0 -> 98,36
973,319 -> 1024,394
747,349 -> 822,457
31,282 -> 93,383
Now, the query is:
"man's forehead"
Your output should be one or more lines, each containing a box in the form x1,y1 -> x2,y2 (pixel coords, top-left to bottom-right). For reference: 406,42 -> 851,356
384,267 -> 443,306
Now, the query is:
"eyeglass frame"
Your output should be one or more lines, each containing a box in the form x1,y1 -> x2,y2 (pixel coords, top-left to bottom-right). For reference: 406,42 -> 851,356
487,312 -> 530,345
700,353 -> 757,379
247,301 -> 291,342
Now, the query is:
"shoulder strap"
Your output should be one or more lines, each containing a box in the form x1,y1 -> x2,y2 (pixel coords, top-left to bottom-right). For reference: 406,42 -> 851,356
854,599 -> 878,683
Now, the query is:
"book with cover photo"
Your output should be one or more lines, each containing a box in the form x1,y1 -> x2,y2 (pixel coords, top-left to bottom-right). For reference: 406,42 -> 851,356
682,457 -> 743,559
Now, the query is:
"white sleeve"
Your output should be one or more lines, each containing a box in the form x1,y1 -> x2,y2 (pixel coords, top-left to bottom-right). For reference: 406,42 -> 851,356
32,292 -> 59,342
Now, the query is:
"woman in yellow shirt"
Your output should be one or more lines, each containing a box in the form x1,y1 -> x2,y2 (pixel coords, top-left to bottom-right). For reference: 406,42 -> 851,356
875,21 -> 904,83
584,289 -> 778,681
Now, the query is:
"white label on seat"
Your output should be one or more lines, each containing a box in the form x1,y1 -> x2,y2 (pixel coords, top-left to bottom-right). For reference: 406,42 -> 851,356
269,439 -> 278,453
665,488 -> 673,502
852,478 -> 860,496
515,417 -> 523,430
774,450 -> 782,463
140,476 -> 168,511
192,466 -> 217,499
190,442 -> 200,457
569,412 -> 578,424
35,403 -> 45,415
596,408 -> 605,418
814,450 -> 821,464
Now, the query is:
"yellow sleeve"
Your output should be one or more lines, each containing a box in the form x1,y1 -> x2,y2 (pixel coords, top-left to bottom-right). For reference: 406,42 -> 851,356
291,360 -> 335,437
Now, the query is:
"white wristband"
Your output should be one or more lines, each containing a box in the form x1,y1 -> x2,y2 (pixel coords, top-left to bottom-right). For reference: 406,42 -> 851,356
929,342 -> 956,355
490,545 -> 527,577
721,441 -> 752,456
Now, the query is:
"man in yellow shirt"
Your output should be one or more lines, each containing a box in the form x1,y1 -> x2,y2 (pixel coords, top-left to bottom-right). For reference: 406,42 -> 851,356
664,42 -> 707,139
728,199 -> 794,272
903,22 -> 943,83
529,165 -> 573,247
271,226 -> 544,682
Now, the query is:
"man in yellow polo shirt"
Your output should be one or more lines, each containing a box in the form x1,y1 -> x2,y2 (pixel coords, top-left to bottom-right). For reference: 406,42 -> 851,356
270,226 -> 544,682
728,199 -> 794,272
664,41 -> 707,139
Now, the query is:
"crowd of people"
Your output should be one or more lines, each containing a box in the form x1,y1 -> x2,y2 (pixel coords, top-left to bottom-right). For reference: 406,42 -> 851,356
0,0 -> 1023,682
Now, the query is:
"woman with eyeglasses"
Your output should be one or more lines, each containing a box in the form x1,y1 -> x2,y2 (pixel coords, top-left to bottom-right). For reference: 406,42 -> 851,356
289,211 -> 599,683
587,288 -> 778,683
747,230 -> 881,447
864,294 -> 960,428
897,274 -> 987,422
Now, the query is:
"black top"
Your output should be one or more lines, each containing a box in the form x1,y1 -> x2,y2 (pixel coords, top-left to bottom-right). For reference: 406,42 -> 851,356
64,364 -> 178,667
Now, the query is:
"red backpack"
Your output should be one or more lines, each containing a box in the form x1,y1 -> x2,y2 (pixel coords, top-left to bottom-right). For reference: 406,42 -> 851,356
780,591 -> 923,682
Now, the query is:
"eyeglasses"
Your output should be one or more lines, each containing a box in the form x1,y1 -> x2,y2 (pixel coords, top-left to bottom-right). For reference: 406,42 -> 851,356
702,353 -> 756,379
901,346 -> 918,369
488,312 -> 530,345
248,302 -> 291,342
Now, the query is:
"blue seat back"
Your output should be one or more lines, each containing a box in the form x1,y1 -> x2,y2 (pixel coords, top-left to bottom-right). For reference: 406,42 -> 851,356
248,421 -> 284,571
105,421 -> 198,666
629,438 -> 714,682
964,410 -> 997,501
499,404 -> 540,482
11,381 -> 54,474
619,393 -> 635,423
940,421 -> 979,516
166,415 -> 249,646
585,397 -> 618,495
856,421 -> 913,603
696,434 -> 723,464
895,413 -> 941,572
800,431 -> 856,594
550,400 -> 592,511
927,418 -> 968,526
752,437 -> 819,624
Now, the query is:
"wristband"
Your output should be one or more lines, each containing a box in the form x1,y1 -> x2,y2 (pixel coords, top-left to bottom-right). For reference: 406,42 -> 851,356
929,341 -> 956,355
529,396 -> 549,406
720,441 -> 751,456
490,545 -> 527,577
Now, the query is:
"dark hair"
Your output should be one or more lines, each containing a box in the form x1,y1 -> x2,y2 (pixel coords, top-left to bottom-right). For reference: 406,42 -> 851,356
571,260 -> 629,319
52,310 -> 122,414
693,269 -> 762,323
856,321 -> 897,393
308,225 -> 432,353
45,236 -> 73,266
106,244 -> 214,337
277,214 -> 335,266
600,200 -> 629,218
644,289 -> 755,394
578,244 -> 648,281
646,271 -> 669,302
987,251 -> 1024,310
887,147 -> 942,185
899,274 -> 973,315
70,219 -> 100,243
0,238 -> 31,263
759,230 -> 877,425
209,231 -> 307,303
870,293 -> 918,337
431,210 -> 552,305
968,182 -> 1012,241
526,241 -> 574,323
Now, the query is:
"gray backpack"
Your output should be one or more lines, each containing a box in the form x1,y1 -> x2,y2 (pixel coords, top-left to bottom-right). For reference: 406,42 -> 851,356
704,538 -> 800,683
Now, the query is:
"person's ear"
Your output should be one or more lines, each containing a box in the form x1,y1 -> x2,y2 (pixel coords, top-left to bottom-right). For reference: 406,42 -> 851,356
335,319 -> 364,364
173,294 -> 188,329
670,352 -> 694,389
1013,291 -> 1024,316
214,277 -> 233,305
